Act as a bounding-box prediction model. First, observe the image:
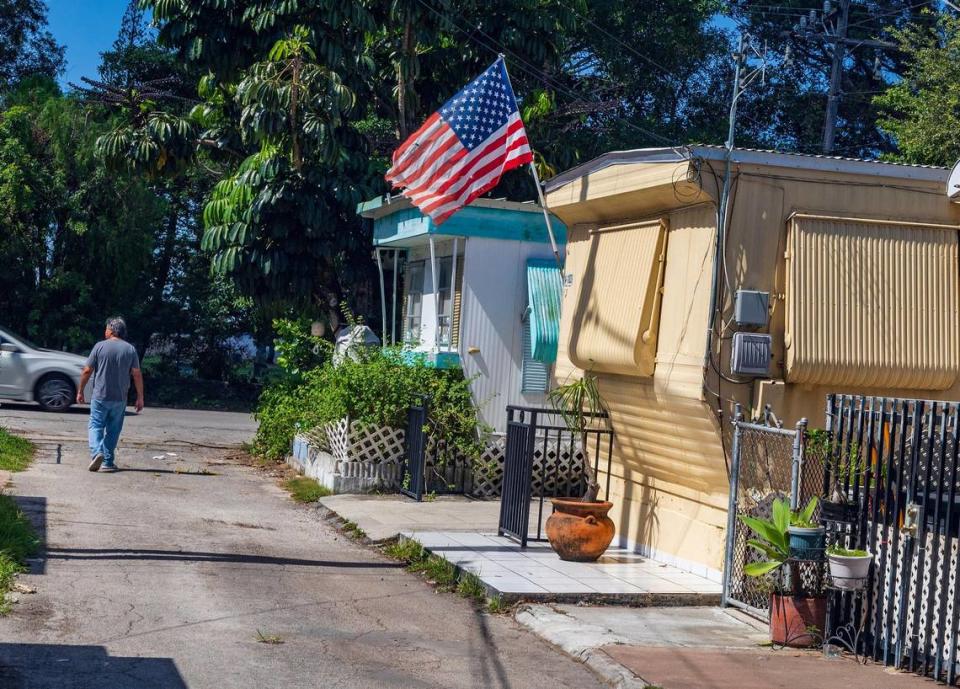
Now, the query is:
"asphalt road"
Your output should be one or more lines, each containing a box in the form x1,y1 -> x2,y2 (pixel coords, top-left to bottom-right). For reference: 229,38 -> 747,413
0,404 -> 605,689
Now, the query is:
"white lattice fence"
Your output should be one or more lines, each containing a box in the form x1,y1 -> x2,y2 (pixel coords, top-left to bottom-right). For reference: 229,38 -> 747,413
292,418 -> 588,497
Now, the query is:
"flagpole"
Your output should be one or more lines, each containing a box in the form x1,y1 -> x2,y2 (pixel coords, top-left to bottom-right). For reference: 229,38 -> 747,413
498,54 -> 563,271
528,161 -> 563,271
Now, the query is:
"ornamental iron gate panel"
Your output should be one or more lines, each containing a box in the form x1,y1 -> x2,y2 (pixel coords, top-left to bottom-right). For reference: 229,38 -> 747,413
824,395 -> 960,685
497,405 -> 614,547
722,407 -> 813,617
400,397 -> 428,501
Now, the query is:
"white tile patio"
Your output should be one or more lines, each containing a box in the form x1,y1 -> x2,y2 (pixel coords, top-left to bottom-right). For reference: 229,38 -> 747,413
402,531 -> 723,602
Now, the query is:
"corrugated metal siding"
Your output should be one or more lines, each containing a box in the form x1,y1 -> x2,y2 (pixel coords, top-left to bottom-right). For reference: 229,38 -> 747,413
566,219 -> 667,377
786,214 -> 960,389
452,255 -> 464,349
526,259 -> 562,363
459,238 -> 561,433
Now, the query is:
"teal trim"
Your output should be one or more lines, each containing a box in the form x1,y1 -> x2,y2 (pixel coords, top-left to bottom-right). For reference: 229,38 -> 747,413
399,349 -> 462,370
361,197 -> 567,248
526,259 -> 563,364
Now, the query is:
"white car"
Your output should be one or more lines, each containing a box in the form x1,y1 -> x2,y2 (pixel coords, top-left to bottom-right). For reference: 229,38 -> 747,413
0,327 -> 92,412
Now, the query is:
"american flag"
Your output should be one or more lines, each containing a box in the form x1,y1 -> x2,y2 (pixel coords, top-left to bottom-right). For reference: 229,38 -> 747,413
385,58 -> 532,225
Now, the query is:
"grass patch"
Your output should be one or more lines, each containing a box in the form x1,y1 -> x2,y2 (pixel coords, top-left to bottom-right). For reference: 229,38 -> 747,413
384,538 -> 426,563
0,429 -> 33,473
456,572 -> 487,602
384,537 -> 509,609
0,493 -> 39,613
486,595 -> 508,614
282,476 -> 331,503
341,520 -> 366,540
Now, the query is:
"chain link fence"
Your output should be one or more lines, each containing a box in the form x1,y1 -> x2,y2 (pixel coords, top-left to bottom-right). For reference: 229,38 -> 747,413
722,410 -> 822,617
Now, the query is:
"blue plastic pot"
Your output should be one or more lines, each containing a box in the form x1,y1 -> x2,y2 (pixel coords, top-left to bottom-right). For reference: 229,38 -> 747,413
788,526 -> 825,560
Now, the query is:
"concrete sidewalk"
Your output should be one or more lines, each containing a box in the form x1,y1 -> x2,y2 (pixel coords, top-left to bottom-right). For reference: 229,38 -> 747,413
517,604 -> 938,689
320,493 -> 721,603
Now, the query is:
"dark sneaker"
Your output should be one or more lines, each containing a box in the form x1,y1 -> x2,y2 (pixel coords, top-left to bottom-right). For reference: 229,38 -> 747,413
88,453 -> 104,472
99,464 -> 118,473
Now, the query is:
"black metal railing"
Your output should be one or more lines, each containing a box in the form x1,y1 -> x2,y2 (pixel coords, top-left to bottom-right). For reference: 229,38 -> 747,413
823,394 -> 960,684
497,405 -> 614,547
400,396 -> 429,501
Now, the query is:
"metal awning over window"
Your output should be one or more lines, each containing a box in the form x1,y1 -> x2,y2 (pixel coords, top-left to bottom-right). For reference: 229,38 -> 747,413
526,259 -> 563,364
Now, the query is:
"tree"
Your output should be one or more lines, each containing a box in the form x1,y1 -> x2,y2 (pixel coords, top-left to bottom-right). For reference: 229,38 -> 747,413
727,1 -> 939,157
0,0 -> 64,91
874,12 -> 960,167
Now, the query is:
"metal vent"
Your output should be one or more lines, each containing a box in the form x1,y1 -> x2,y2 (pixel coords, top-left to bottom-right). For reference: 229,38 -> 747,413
734,290 -> 769,326
730,333 -> 772,376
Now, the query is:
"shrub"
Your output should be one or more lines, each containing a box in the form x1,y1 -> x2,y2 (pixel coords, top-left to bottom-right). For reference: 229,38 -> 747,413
253,346 -> 486,461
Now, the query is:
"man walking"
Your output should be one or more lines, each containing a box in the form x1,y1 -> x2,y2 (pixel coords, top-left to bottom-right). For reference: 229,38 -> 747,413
77,317 -> 144,473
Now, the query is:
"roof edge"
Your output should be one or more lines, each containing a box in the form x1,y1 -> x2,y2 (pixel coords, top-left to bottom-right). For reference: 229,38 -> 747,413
543,145 -> 950,195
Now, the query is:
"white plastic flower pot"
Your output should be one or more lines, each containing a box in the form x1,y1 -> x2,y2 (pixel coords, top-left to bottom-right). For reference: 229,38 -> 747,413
828,552 -> 873,590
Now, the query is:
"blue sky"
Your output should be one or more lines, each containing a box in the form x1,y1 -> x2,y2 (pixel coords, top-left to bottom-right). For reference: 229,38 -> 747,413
46,0 -> 133,86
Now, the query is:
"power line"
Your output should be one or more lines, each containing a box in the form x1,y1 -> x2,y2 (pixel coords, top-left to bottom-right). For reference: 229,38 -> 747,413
413,0 -> 679,147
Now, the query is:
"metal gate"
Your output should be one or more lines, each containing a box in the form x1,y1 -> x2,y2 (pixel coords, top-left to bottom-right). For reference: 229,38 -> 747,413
722,406 -> 812,616
497,405 -> 614,547
400,397 -> 428,501
825,395 -> 960,684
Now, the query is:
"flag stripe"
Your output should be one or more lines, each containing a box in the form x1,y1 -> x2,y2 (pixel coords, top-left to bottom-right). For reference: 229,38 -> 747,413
411,120 -> 528,206
423,142 -> 532,218
388,129 -> 461,190
389,113 -> 441,168
386,125 -> 456,185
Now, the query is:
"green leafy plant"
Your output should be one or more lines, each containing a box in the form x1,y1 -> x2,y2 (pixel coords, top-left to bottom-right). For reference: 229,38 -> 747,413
788,497 -> 820,529
739,496 -> 822,595
826,544 -> 869,558
547,372 -> 608,502
254,345 -> 486,463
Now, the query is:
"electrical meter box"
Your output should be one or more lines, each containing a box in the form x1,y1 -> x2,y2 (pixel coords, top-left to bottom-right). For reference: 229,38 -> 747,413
730,332 -> 772,376
734,290 -> 769,327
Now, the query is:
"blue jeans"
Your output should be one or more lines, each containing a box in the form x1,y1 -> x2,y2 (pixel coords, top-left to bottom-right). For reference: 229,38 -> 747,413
88,399 -> 127,466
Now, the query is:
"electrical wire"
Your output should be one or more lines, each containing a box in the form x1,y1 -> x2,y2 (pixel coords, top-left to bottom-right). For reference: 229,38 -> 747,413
413,0 -> 680,148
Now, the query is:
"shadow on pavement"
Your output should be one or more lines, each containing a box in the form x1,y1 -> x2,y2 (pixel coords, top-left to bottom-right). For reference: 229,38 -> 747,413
45,547 -> 403,569
13,496 -> 46,575
0,643 -> 187,689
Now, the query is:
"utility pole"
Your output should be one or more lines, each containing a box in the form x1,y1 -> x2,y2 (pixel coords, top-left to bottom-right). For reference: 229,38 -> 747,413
786,0 -> 896,154
704,34 -> 777,370
822,0 -> 850,154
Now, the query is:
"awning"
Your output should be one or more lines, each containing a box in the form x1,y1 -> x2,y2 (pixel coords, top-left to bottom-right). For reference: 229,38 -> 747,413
526,259 -> 563,363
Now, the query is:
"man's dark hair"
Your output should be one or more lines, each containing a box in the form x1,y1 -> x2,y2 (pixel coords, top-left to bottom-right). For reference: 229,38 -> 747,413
105,317 -> 127,340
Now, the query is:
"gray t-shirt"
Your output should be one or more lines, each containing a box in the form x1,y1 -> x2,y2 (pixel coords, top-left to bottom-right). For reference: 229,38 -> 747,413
85,339 -> 140,402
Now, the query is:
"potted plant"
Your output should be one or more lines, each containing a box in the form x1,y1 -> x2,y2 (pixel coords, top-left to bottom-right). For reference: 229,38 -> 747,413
740,497 -> 827,647
807,430 -> 859,523
787,497 -> 825,560
826,544 -> 873,591
544,373 -> 614,562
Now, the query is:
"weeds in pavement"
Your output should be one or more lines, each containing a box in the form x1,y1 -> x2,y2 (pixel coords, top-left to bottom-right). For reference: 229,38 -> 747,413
486,595 -> 508,614
0,429 -> 34,473
383,538 -> 511,610
0,493 -> 39,614
410,555 -> 458,591
255,630 -> 284,644
174,467 -> 219,476
384,539 -> 425,563
283,476 -> 331,503
456,572 -> 486,602
341,520 -> 366,540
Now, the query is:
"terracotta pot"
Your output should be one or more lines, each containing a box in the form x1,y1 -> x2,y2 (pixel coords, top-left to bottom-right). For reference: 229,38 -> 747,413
769,593 -> 827,647
545,498 -> 616,562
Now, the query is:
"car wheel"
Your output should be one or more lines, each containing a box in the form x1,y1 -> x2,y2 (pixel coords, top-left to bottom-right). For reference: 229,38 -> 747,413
36,375 -> 75,412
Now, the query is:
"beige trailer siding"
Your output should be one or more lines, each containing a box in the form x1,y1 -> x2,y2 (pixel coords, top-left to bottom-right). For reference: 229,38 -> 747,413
556,201 -> 726,574
785,214 -> 960,390
550,151 -> 960,576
